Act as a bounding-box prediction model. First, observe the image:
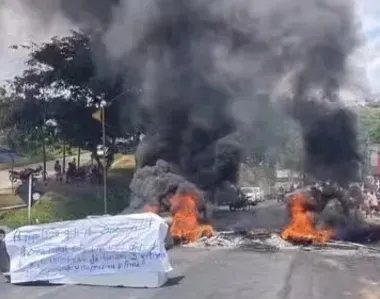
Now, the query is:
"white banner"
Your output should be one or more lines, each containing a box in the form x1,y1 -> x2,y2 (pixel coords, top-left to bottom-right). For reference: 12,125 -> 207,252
4,213 -> 173,284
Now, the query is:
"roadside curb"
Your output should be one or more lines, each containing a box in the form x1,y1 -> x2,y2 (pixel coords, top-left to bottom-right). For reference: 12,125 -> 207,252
0,204 -> 27,212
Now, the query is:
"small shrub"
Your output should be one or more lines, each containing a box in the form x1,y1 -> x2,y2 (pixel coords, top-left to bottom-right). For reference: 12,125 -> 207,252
0,201 -> 61,228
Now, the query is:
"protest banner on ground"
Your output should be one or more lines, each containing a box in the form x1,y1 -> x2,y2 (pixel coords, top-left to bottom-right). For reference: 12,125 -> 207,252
4,213 -> 173,287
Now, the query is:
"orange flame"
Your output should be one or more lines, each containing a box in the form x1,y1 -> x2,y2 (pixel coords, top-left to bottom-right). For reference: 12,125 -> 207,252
281,192 -> 335,244
169,193 -> 215,243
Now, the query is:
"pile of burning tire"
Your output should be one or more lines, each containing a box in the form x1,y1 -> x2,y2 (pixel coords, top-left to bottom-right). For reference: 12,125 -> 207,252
281,182 -> 380,245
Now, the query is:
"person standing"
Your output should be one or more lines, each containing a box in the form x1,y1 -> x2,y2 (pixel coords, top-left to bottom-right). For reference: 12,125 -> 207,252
362,190 -> 371,218
72,158 -> 77,170
369,191 -> 379,216
54,160 -> 62,183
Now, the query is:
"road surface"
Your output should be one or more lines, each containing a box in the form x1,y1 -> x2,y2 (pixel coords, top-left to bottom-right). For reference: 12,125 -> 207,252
2,201 -> 380,299
1,247 -> 379,299
0,153 -> 92,190
213,201 -> 289,231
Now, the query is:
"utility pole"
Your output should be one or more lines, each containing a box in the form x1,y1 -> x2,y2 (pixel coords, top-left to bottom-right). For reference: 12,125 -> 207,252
62,140 -> 66,174
28,174 -> 32,225
92,102 -> 108,215
101,105 -> 107,214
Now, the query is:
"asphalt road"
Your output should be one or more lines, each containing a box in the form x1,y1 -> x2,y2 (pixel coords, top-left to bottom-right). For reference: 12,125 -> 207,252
2,201 -> 380,299
2,247 -> 380,299
0,153 -> 92,190
212,201 -> 289,231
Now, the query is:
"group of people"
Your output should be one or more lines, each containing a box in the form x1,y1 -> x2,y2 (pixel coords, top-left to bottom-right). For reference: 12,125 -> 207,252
53,158 -> 77,183
362,189 -> 380,218
359,176 -> 380,218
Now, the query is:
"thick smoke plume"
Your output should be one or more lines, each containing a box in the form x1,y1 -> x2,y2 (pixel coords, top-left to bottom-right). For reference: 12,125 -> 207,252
1,1 -> 363,215
104,0 -> 362,213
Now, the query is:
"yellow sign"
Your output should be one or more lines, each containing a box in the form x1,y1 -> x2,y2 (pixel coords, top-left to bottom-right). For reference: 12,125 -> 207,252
92,109 -> 103,122
111,155 -> 136,170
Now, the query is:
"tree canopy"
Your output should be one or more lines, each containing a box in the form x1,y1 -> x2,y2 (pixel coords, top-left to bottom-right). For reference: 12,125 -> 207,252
359,107 -> 380,144
1,31 -> 142,160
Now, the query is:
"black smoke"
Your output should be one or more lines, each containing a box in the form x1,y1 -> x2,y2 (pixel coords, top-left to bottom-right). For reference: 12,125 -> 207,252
2,0 -> 364,216
291,100 -> 361,186
287,38 -> 362,186
112,0 -> 362,213
0,0 -> 120,29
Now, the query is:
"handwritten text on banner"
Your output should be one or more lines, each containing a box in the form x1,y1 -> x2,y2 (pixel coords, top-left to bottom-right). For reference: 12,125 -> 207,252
4,213 -> 173,283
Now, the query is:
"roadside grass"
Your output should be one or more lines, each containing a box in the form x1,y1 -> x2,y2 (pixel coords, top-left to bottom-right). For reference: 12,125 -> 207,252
0,167 -> 135,229
0,189 -> 25,209
0,201 -> 56,229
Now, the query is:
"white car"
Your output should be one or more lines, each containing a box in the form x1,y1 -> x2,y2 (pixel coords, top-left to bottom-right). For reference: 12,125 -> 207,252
96,145 -> 107,158
241,187 -> 264,203
240,187 -> 258,204
255,187 -> 265,202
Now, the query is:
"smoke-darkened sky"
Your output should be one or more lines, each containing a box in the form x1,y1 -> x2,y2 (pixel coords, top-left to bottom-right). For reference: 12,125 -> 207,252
0,0 -> 374,101
0,0 -> 365,196
357,0 -> 380,93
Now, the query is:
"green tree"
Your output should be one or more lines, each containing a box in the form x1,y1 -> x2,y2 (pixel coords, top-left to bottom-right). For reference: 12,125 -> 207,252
0,84 -> 54,178
5,31 -> 142,168
359,107 -> 380,144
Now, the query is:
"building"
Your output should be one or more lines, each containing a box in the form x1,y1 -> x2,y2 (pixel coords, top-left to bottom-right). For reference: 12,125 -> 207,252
369,144 -> 380,176
275,169 -> 300,182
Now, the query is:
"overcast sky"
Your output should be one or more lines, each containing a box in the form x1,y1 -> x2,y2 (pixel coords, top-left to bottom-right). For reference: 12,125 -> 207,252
0,0 -> 379,99
357,0 -> 380,95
